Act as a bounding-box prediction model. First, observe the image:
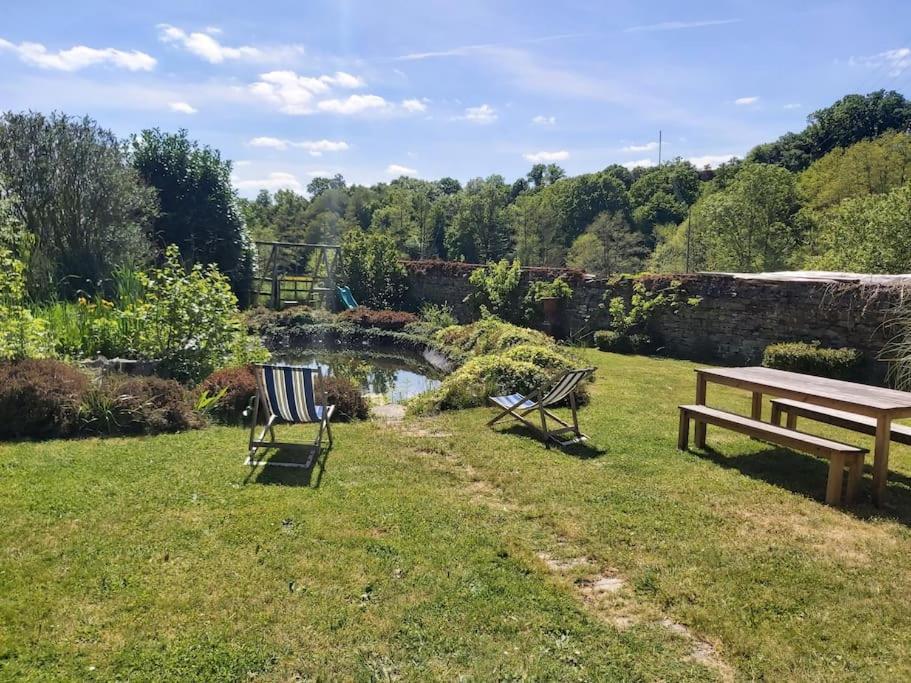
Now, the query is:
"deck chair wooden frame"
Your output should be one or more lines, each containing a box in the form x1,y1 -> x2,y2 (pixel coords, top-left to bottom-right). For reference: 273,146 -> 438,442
487,368 -> 595,447
246,364 -> 335,468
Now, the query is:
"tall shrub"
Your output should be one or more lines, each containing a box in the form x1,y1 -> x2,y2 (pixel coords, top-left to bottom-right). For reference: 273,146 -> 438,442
131,129 -> 256,304
339,229 -> 408,309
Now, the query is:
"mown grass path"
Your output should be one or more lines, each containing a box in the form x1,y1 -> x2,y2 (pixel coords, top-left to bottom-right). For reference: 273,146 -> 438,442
3,350 -> 911,680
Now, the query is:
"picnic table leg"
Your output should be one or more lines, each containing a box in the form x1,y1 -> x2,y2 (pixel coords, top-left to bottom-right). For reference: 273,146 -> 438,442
873,414 -> 891,507
751,392 -> 763,421
694,374 -> 707,448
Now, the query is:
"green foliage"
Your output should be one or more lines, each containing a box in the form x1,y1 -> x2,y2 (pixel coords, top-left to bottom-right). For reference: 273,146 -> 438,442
601,279 -> 698,353
131,129 -> 255,301
566,211 -> 646,275
337,307 -> 418,331
80,375 -> 203,436
466,259 -> 522,322
198,365 -> 257,423
435,317 -> 552,355
501,343 -> 576,373
339,228 -> 409,309
809,182 -> 911,273
762,341 -> 863,381
594,330 -> 627,353
419,303 -> 458,331
0,111 -> 156,299
747,90 -> 911,172
0,247 -> 53,360
880,302 -> 911,392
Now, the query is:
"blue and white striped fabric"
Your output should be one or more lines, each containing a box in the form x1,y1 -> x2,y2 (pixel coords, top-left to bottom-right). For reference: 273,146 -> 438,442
255,365 -> 326,423
490,368 -> 594,412
540,369 -> 593,406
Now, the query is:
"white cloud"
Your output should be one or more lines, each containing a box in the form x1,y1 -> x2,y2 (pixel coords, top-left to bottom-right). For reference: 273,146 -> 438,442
157,24 -> 304,64
623,141 -> 658,152
621,158 -> 655,170
248,137 -> 350,155
783,103 -> 802,110
320,71 -> 365,88
461,104 -> 497,124
317,94 -> 389,115
249,70 -> 331,114
734,96 -> 759,105
532,115 -> 556,125
688,153 -> 737,168
625,19 -> 741,32
849,47 -> 911,76
0,38 -> 155,71
233,171 -> 303,193
168,101 -> 197,114
386,164 -> 417,176
307,170 -> 333,177
401,98 -> 427,112
523,150 -> 569,163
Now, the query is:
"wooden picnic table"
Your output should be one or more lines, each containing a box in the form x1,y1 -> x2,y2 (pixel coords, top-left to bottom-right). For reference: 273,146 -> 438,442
694,366 -> 911,507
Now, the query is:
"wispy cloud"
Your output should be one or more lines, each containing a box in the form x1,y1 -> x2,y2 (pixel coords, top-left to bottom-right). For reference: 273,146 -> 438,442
734,96 -> 759,105
849,47 -> 911,76
625,19 -> 741,33
386,163 -> 417,176
459,104 -> 497,124
688,153 -> 737,168
623,141 -> 658,152
248,137 -> 349,155
401,98 -> 427,112
783,103 -> 802,110
157,24 -> 304,64
532,114 -> 556,126
523,150 -> 569,162
317,94 -> 389,115
0,37 -> 155,71
168,101 -> 197,114
395,33 -> 586,61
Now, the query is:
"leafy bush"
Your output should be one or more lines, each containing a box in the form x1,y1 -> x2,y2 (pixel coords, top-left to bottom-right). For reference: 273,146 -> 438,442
501,343 -> 576,373
419,303 -> 458,331
0,247 -> 53,360
316,375 -> 369,421
411,355 -> 551,412
762,341 -> 863,380
339,229 -> 408,309
436,318 -> 551,355
466,259 -> 522,322
338,307 -> 419,331
0,359 -> 90,439
80,376 -> 202,436
594,330 -> 628,353
600,279 -> 699,354
198,365 -> 257,423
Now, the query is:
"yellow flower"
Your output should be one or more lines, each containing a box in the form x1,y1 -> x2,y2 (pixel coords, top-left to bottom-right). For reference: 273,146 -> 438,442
101,299 -> 114,308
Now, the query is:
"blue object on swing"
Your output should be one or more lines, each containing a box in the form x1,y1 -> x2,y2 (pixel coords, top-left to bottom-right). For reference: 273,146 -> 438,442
337,285 -> 358,310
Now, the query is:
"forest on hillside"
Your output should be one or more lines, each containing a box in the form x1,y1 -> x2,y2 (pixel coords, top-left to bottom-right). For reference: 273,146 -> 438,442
241,90 -> 911,275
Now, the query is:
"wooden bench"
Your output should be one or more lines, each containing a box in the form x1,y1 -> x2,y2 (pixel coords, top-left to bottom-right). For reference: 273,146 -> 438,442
678,404 -> 867,506
770,398 -> 911,446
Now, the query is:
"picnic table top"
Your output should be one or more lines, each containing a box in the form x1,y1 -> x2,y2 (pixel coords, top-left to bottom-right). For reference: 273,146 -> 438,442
696,366 -> 911,414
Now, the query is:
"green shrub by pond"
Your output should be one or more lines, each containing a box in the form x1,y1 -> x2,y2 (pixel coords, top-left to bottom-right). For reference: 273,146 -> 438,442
762,341 -> 864,380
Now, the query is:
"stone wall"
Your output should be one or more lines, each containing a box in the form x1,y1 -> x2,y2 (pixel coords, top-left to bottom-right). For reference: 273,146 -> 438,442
404,261 -> 910,372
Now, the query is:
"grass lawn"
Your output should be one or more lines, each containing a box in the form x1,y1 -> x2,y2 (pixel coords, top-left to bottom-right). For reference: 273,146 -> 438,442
4,350 -> 911,681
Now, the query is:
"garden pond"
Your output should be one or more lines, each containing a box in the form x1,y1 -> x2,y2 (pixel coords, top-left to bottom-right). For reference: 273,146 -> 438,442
273,349 -> 443,404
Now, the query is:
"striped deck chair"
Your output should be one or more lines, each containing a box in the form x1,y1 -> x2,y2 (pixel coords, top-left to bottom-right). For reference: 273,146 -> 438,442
246,364 -> 335,467
487,368 -> 595,447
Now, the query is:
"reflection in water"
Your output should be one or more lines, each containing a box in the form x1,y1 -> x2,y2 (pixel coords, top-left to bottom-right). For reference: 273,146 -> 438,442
275,350 -> 442,404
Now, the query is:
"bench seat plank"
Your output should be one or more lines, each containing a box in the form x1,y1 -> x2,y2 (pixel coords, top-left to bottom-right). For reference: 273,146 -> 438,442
678,405 -> 867,506
770,398 -> 911,445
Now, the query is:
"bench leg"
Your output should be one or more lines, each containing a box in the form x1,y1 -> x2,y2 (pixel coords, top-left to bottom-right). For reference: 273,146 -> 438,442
825,453 -> 846,506
845,455 -> 864,505
677,409 -> 690,450
694,375 -> 707,448
770,403 -> 782,426
786,412 -> 798,430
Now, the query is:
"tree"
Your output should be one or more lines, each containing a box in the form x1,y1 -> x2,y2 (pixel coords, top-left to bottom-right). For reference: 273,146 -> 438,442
566,211 -> 647,275
132,129 -> 255,302
628,160 -> 700,235
446,176 -> 511,262
810,182 -> 911,273
338,228 -> 408,308
0,111 -> 157,299
693,163 -> 802,271
797,131 -> 911,213
307,173 -> 346,197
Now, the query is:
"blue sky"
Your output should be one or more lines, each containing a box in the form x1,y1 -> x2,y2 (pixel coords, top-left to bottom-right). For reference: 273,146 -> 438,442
1,0 -> 910,196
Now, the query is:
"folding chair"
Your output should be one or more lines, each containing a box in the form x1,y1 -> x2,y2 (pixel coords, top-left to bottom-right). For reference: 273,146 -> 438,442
487,368 -> 595,446
246,364 -> 335,467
